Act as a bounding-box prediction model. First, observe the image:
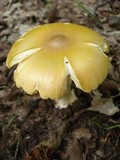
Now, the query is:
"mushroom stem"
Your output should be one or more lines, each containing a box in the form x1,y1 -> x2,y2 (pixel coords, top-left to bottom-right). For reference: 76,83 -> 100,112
55,90 -> 77,109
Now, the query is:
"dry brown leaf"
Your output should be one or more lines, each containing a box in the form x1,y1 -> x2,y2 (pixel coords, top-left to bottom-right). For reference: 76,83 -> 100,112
61,138 -> 83,160
72,128 -> 92,140
89,96 -> 119,116
24,147 -> 52,160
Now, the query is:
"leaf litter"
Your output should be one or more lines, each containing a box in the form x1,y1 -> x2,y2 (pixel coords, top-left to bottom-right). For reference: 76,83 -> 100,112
0,0 -> 120,159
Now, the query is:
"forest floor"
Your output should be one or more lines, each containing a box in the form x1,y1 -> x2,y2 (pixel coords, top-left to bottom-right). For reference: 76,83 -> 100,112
0,0 -> 120,160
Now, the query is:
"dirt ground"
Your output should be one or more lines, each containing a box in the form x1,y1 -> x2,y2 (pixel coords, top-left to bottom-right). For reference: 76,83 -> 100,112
0,0 -> 120,160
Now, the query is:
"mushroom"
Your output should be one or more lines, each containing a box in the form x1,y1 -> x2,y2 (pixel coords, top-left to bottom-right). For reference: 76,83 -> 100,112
6,23 -> 110,108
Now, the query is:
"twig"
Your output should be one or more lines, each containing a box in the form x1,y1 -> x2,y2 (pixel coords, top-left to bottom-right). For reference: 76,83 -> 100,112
114,134 -> 120,148
103,31 -> 120,36
14,135 -> 20,160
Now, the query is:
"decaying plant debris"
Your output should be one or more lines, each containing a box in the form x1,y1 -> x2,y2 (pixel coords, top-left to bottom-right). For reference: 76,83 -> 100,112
0,0 -> 120,160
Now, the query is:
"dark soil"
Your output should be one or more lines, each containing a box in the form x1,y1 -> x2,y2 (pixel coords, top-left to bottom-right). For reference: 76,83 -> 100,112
0,0 -> 120,160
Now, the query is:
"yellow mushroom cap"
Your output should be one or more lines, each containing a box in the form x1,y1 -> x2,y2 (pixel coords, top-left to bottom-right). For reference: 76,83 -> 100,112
6,23 -> 110,100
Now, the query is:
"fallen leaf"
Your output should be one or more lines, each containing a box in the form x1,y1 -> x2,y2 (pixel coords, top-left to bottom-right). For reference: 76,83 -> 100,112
72,128 -> 92,140
89,97 -> 119,116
